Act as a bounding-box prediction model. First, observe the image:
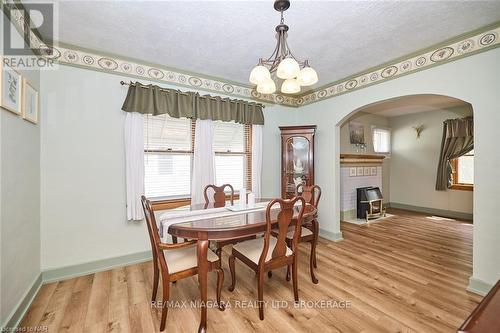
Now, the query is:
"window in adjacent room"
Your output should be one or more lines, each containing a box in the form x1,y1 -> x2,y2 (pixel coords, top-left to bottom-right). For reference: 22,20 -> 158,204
143,114 -> 194,199
213,121 -> 252,191
372,127 -> 391,154
451,150 -> 474,190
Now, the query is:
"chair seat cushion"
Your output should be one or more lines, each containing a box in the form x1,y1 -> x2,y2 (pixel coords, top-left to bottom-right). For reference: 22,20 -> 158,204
163,244 -> 219,274
286,227 -> 313,239
232,236 -> 292,264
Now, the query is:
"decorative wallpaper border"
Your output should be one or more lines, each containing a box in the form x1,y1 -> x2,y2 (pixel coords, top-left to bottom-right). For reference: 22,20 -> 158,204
4,2 -> 500,108
297,24 -> 500,106
44,45 -> 299,106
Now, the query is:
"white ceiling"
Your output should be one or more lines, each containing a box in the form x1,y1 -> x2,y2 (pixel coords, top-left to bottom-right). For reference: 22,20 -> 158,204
40,0 -> 500,90
358,94 -> 470,117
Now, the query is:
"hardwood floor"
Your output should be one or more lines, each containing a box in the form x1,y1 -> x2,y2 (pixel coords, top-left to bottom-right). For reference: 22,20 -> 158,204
20,209 -> 482,332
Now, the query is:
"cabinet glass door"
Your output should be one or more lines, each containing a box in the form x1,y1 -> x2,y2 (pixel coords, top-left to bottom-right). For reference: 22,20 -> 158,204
284,136 -> 310,197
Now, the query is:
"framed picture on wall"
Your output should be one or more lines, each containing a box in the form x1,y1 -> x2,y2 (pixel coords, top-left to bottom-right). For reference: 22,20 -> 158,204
356,167 -> 364,176
22,79 -> 39,124
0,59 -> 22,115
370,167 -> 377,176
363,167 -> 370,176
349,167 -> 357,177
349,121 -> 365,144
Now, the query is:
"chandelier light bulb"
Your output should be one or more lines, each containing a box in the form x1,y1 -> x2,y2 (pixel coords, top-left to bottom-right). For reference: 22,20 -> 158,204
297,66 -> 319,86
257,77 -> 277,94
249,65 -> 271,85
277,58 -> 300,79
281,78 -> 301,94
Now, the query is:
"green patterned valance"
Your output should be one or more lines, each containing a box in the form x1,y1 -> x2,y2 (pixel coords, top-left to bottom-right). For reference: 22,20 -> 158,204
121,82 -> 264,125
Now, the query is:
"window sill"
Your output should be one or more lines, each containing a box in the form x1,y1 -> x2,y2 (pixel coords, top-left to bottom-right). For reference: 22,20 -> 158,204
450,184 -> 474,191
150,194 -> 242,211
151,197 -> 191,211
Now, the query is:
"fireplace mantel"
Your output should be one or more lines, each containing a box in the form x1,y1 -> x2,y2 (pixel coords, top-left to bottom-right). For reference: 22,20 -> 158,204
340,154 -> 386,165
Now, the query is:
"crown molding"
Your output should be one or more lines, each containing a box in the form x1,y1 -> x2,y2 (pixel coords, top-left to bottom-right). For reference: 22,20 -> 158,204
3,1 -> 500,109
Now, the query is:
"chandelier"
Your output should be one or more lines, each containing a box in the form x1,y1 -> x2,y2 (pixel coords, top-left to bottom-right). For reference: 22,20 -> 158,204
249,0 -> 318,95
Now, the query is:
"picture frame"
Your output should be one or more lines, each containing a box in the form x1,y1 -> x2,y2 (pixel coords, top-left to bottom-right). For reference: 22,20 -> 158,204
349,122 -> 365,145
364,167 -> 370,176
349,167 -> 357,177
356,167 -> 364,176
0,58 -> 23,115
22,78 -> 39,124
370,167 -> 377,176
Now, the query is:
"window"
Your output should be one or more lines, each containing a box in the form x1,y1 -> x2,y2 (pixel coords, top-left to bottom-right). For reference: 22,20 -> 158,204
372,127 -> 391,153
144,114 -> 194,199
451,150 -> 474,190
213,121 -> 252,191
144,115 -> 252,201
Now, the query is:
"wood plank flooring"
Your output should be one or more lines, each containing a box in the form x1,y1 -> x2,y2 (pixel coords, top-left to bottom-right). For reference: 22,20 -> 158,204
20,209 -> 482,332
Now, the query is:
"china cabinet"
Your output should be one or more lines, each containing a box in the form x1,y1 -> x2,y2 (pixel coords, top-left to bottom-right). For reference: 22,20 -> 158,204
279,125 -> 316,199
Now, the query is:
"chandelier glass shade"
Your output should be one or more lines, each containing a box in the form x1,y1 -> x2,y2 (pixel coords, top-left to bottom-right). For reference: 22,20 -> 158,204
249,0 -> 318,95
281,78 -> 300,94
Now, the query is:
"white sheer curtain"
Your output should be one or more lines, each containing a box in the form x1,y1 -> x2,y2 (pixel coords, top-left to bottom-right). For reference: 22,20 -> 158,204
191,119 -> 215,204
124,112 -> 145,221
251,124 -> 263,198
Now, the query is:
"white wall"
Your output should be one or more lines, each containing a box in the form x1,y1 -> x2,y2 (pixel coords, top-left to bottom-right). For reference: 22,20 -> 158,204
389,106 -> 473,214
339,112 -> 391,201
40,65 -> 294,270
261,107 -> 299,198
296,47 -> 500,287
0,12 -> 41,327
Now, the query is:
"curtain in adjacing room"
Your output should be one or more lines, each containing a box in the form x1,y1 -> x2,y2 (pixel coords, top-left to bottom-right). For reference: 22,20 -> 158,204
435,117 -> 474,190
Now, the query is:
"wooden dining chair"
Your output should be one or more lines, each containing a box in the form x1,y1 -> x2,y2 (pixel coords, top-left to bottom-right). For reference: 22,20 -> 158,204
204,184 -> 234,208
141,195 -> 224,331
287,184 -> 322,284
204,184 -> 249,261
228,196 -> 306,320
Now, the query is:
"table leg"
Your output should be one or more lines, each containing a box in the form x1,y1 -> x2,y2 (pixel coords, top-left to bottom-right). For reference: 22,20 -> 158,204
197,238 -> 209,333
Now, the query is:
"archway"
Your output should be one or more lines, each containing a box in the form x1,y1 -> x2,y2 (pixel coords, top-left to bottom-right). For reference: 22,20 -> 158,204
335,94 -> 474,240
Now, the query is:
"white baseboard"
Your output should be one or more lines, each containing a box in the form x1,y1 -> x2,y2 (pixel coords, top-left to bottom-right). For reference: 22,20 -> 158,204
388,202 -> 473,221
320,228 -> 344,242
1,273 -> 43,330
467,276 -> 494,296
42,251 -> 152,283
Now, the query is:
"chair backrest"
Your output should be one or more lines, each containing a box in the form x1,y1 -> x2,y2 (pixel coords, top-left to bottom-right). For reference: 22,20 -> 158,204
259,196 -> 306,266
204,184 -> 234,207
141,195 -> 170,275
141,196 -> 161,256
296,184 -> 322,209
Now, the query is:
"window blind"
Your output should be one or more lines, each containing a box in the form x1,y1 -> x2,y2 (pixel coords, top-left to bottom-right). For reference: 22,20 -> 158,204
373,127 -> 391,153
144,117 -> 252,200
213,121 -> 250,190
213,121 -> 244,153
144,114 -> 193,199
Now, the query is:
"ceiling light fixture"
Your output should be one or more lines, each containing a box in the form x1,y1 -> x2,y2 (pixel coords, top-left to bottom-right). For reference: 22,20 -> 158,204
249,0 -> 318,95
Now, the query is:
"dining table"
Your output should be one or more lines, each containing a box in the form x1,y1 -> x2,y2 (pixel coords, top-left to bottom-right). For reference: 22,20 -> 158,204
159,198 -> 317,333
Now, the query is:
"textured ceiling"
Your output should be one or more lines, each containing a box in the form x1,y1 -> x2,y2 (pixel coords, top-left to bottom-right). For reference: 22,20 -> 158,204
358,94 -> 470,117
40,1 -> 500,90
